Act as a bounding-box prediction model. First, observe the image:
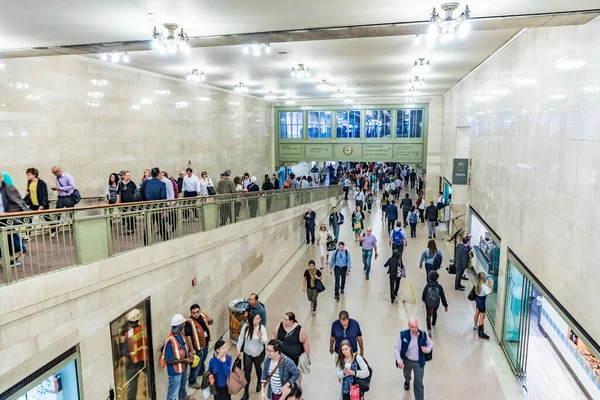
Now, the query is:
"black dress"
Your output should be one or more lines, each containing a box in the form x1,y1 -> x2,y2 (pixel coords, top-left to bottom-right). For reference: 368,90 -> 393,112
276,323 -> 304,365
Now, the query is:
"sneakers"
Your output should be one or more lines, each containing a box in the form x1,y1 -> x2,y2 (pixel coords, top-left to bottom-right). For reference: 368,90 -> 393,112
404,381 -> 410,391
365,275 -> 370,280
335,294 -> 340,301
478,325 -> 490,339
188,382 -> 201,389
340,289 -> 345,294
428,329 -> 432,337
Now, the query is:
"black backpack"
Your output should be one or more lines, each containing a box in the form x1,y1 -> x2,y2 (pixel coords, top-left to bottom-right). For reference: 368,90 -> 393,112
432,252 -> 442,270
353,356 -> 373,393
425,285 -> 441,308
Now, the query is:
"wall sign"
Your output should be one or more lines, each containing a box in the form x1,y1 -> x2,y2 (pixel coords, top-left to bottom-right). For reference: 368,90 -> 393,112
393,144 -> 423,162
452,158 -> 469,184
363,144 -> 392,159
280,144 -> 305,159
305,144 -> 333,158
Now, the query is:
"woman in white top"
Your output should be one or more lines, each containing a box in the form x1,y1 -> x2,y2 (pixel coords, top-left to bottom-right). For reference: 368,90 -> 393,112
473,272 -> 493,340
336,339 -> 370,400
316,223 -> 332,269
237,311 -> 268,400
198,171 -> 214,196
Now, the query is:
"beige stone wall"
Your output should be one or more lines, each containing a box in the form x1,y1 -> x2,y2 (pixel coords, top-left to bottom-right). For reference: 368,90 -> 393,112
424,97 -> 443,199
0,55 -> 273,198
0,195 -> 339,398
440,18 -> 600,340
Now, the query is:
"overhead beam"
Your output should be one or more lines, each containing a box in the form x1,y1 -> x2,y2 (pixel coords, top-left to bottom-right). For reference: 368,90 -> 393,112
1,9 -> 598,59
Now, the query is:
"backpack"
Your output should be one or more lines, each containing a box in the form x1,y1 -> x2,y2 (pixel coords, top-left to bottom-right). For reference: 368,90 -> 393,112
432,252 -> 442,270
353,355 -> 373,393
425,285 -> 441,308
392,229 -> 404,245
409,211 -> 418,224
333,249 -> 349,264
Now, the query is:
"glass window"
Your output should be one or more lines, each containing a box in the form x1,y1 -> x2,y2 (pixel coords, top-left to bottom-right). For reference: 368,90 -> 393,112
336,110 -> 361,139
307,111 -> 332,139
396,109 -> 424,138
365,110 -> 391,138
279,111 -> 303,139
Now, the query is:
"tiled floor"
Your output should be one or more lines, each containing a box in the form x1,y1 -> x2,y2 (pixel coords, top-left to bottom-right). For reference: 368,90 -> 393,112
197,192 -> 525,400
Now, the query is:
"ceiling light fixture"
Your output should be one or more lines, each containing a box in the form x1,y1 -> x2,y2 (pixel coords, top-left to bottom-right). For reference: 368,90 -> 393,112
91,79 -> 108,86
429,3 -> 471,41
242,43 -> 271,56
197,96 -> 211,101
186,69 -> 206,82
152,23 -> 190,55
131,104 -> 141,110
317,80 -> 332,91
86,100 -> 100,107
264,91 -> 276,101
409,76 -> 425,89
285,97 -> 296,105
234,82 -> 248,93
100,52 -> 130,63
13,82 -> 29,90
406,95 -> 418,103
291,64 -> 311,78
343,96 -> 354,104
175,101 -> 189,108
88,92 -> 104,99
332,89 -> 345,99
413,58 -> 431,75
26,94 -> 41,100
155,89 -> 171,95
141,98 -> 152,105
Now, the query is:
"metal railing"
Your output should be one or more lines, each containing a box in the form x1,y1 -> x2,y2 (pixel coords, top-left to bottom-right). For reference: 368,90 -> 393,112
0,186 -> 342,285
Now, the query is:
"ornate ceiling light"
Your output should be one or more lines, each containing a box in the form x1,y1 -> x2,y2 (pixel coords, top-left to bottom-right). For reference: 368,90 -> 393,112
186,69 -> 206,82
100,52 -> 129,63
234,82 -> 248,93
332,89 -> 345,99
291,64 -> 311,79
317,80 -> 332,91
152,23 -> 190,55
264,91 -> 276,101
409,76 -> 425,89
285,97 -> 296,105
429,3 -> 471,41
343,96 -> 354,104
242,43 -> 271,56
406,95 -> 418,103
413,58 -> 431,75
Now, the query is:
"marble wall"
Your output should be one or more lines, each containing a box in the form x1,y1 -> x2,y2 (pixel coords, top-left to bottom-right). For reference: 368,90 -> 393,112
0,194 -> 339,398
440,18 -> 600,341
0,56 -> 273,198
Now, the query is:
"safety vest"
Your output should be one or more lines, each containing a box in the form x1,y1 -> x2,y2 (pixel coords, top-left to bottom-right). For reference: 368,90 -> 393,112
160,333 -> 187,374
186,316 -> 207,350
126,325 -> 149,364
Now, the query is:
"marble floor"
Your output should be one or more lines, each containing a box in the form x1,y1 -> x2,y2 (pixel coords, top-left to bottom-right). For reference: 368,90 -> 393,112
191,194 -> 526,400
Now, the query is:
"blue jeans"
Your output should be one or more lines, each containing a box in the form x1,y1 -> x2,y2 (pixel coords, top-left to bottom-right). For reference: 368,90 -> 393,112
167,366 -> 189,400
332,224 -> 340,241
189,346 -> 208,384
425,263 -> 433,284
362,249 -> 373,277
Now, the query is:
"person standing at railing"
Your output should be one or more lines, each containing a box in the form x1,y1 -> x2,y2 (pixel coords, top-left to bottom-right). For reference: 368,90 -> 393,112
119,172 -> 138,235
105,173 -> 121,205
217,170 -> 236,226
50,166 -> 79,238
24,167 -> 49,212
198,171 -> 214,197
140,168 -> 168,243
247,177 -> 260,218
304,207 -> 316,245
272,174 -> 280,190
161,171 -> 178,235
182,168 -> 200,221
0,173 -> 28,264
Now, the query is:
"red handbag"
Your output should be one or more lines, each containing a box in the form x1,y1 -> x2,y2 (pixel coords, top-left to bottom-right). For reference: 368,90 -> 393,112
350,384 -> 361,400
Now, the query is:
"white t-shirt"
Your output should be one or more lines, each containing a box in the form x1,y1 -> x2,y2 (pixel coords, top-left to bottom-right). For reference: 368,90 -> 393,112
477,283 -> 492,297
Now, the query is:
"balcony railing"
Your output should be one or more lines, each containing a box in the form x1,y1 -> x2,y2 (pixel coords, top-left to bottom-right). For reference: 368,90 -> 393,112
0,186 -> 342,285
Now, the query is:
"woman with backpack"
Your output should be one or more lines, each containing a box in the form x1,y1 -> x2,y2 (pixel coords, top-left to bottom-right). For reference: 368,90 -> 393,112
336,339 -> 370,400
472,272 -> 493,340
419,240 -> 443,284
421,271 -> 448,336
384,249 -> 404,303
406,206 -> 419,238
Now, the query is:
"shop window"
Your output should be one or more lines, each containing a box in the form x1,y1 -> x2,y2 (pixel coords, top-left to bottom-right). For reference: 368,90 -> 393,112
307,111 -> 332,138
279,111 -> 303,138
396,109 -> 424,138
336,110 -> 361,138
365,110 -> 391,138
111,299 -> 155,400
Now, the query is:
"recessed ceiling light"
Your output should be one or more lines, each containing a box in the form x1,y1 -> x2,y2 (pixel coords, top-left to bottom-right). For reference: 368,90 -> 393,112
278,52 -> 288,55
7,132 -> 14,136
147,12 -> 155,16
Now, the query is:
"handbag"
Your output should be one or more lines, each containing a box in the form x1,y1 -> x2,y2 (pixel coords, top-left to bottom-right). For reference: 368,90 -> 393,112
315,279 -> 325,293
298,352 -> 311,375
349,384 -> 361,400
227,357 -> 247,395
467,287 -> 476,301
57,178 -> 81,204
353,221 -> 361,230
352,356 -> 372,393
326,240 -> 337,251
207,186 -> 216,196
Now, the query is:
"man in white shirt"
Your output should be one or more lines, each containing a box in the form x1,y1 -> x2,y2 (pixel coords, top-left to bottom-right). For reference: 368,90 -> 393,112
182,168 -> 200,198
354,188 -> 365,210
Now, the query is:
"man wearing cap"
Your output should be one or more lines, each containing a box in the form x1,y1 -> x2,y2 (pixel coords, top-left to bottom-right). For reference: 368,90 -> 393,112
161,314 -> 194,400
184,304 -> 214,389
120,309 -> 149,400
217,169 -> 236,225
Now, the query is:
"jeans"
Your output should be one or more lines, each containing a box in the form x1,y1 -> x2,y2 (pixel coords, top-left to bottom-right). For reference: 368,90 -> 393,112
425,263 -> 433,284
343,186 -> 349,200
355,200 -> 363,210
403,358 -> 424,400
426,306 -> 439,330
362,249 -> 373,277
305,226 -> 315,244
387,219 -> 396,235
334,266 -> 348,296
243,350 -> 265,396
167,366 -> 189,400
188,346 -> 208,385
390,276 -> 401,300
220,203 -> 233,226
402,211 -> 409,227
418,209 -> 425,223
143,212 -> 168,245
427,221 -> 437,237
332,224 -> 340,241
52,195 -> 76,233
198,346 -> 208,374
366,201 -> 372,211
410,223 -> 417,237
392,243 -> 404,259
307,287 -> 319,311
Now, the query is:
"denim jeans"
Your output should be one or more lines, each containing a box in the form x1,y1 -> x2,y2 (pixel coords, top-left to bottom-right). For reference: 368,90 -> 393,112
425,263 -> 433,284
167,366 -> 189,400
332,224 -> 340,241
188,346 -> 206,385
198,346 -> 208,374
362,248 -> 373,277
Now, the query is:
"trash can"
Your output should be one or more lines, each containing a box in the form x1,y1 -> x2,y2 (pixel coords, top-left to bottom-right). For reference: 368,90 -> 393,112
228,298 -> 249,344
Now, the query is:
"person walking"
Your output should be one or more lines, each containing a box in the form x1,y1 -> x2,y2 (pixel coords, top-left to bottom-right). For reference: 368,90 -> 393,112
182,168 -> 200,198
247,176 -> 261,218
336,339 -> 370,400
329,242 -> 352,301
198,171 -> 214,197
24,167 -> 49,211
161,314 -> 194,400
472,272 -> 493,340
343,176 -> 351,200
140,168 -> 168,243
303,260 -> 324,316
272,312 -> 310,367
351,206 -> 365,242
317,224 -> 333,269
384,249 -> 404,303
50,166 -> 79,238
304,207 -> 316,245
454,236 -> 470,291
105,172 -> 121,204
410,169 -> 417,190
394,319 -> 432,400
365,189 -> 374,213
359,227 -> 378,280
261,339 -> 300,400
272,174 -> 280,190
422,271 -> 448,336
399,193 -> 413,228
380,191 -> 389,221
386,199 -> 399,235
184,304 -> 213,389
208,339 -> 233,400
419,240 -> 443,284
328,206 -> 344,242
417,195 -> 426,223
425,200 -> 438,239
245,293 -> 267,326
329,311 -> 364,358
389,221 -> 408,259
118,172 -> 137,234
406,206 -> 419,238
354,187 -> 364,210
237,311 -> 268,400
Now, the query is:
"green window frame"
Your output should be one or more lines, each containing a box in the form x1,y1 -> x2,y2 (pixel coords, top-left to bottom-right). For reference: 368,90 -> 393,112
365,110 -> 391,138
336,110 -> 361,139
307,111 -> 332,139
279,111 -> 303,139
396,109 -> 424,138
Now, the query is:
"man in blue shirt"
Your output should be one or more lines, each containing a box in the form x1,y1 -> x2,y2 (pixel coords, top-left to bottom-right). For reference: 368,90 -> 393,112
386,199 -> 399,234
140,167 -> 168,244
329,310 -> 364,357
244,293 -> 267,326
343,176 -> 351,200
329,242 -> 352,301
162,314 -> 194,400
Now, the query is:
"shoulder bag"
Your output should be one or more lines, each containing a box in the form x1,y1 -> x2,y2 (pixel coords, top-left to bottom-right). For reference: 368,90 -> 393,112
315,279 -> 325,293
467,287 -> 476,301
298,352 -> 311,375
227,357 -> 247,395
420,331 -> 433,361
57,178 -> 81,204
264,356 -> 286,388
353,355 -> 373,393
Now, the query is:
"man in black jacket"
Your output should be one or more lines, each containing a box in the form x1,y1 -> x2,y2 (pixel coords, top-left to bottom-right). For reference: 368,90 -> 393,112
454,237 -> 470,291
425,201 -> 438,239
0,174 -> 28,261
304,207 -> 316,244
400,193 -> 413,228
